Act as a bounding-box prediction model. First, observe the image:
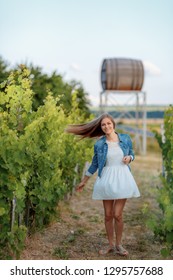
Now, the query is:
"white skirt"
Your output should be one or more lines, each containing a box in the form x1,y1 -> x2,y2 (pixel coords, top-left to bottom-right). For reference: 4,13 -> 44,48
92,141 -> 140,200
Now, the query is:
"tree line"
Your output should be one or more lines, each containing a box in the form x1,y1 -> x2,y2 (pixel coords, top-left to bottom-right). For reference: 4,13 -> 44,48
0,56 -> 90,115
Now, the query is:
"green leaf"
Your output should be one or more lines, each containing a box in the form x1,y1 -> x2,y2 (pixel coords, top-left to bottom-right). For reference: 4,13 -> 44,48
161,248 -> 170,257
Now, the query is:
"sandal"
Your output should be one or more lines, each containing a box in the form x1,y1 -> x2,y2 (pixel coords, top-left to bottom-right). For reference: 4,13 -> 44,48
115,245 -> 128,256
99,246 -> 114,255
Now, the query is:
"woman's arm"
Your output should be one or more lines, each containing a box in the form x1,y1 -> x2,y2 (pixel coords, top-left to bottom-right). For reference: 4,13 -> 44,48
76,144 -> 98,192
76,175 -> 90,192
128,135 -> 135,161
85,144 -> 98,176
123,135 -> 135,165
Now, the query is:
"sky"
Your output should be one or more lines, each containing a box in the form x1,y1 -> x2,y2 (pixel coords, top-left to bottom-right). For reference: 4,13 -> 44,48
0,0 -> 173,107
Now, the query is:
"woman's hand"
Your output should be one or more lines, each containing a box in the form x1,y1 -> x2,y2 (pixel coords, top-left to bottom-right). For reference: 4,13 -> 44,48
122,156 -> 131,165
76,181 -> 85,192
75,175 -> 89,192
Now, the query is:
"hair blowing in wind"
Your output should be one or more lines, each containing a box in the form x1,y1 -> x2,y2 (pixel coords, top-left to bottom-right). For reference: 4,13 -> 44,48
66,113 -> 115,139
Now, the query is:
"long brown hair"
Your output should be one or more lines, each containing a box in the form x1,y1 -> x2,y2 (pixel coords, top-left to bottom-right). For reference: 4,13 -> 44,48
66,113 -> 115,139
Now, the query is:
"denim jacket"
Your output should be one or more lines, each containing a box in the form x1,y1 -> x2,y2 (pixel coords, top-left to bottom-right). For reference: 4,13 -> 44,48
86,133 -> 135,178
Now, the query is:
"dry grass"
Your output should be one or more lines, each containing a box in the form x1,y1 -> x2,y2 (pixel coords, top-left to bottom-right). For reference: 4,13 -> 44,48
20,151 -> 169,260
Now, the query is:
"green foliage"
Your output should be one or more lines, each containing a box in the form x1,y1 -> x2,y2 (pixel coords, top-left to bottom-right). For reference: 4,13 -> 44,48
0,56 -> 10,83
7,225 -> 27,259
53,247 -> 69,259
28,65 -> 91,116
0,57 -> 91,116
0,67 -> 93,258
151,106 -> 173,257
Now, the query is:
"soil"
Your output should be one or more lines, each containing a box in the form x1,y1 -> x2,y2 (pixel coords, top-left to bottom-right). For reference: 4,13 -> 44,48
20,152 -> 168,260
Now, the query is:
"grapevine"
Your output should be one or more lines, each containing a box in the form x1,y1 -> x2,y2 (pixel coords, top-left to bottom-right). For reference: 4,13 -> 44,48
0,67 -> 92,259
152,105 -> 173,257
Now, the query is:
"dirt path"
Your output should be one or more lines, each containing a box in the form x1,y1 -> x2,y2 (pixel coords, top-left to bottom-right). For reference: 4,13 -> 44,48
21,152 -> 165,260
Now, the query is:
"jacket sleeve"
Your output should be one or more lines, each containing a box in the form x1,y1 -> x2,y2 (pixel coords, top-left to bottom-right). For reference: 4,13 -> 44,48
85,144 -> 98,176
128,135 -> 135,161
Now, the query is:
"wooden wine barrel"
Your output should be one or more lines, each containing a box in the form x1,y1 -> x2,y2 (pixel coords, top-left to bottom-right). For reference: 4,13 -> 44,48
101,58 -> 144,91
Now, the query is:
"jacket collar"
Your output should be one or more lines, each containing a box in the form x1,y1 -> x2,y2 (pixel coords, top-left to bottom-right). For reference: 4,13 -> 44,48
117,133 -> 123,142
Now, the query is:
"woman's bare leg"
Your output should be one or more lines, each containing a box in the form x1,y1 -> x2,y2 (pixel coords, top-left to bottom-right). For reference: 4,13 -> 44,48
102,200 -> 114,247
100,199 -> 127,255
113,199 -> 127,246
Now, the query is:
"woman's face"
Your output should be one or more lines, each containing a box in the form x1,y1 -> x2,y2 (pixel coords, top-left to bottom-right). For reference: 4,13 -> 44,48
101,117 -> 114,135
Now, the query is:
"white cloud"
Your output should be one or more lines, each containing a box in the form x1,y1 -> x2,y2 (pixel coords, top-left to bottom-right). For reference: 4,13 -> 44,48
143,60 -> 161,76
69,63 -> 81,72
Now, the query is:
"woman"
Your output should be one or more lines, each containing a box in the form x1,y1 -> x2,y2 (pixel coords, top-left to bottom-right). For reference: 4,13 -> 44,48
66,113 -> 140,256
